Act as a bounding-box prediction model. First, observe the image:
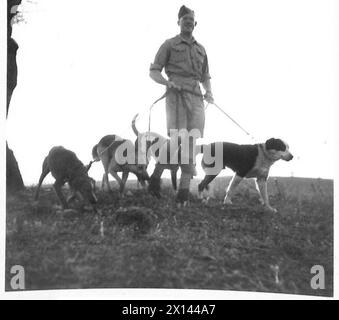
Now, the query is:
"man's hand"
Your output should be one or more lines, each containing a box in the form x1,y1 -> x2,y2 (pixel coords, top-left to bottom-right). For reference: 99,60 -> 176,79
204,91 -> 214,104
167,80 -> 182,91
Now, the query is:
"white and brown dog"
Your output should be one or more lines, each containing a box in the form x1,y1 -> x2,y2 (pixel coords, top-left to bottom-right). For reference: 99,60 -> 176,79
132,114 -> 179,197
197,138 -> 293,212
92,134 -> 150,194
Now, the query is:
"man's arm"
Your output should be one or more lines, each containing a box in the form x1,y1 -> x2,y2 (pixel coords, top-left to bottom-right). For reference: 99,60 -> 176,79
202,77 -> 214,103
149,69 -> 182,90
200,50 -> 214,103
149,69 -> 168,86
150,40 -> 182,90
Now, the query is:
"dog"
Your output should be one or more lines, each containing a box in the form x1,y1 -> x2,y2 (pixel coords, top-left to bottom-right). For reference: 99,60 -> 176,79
197,138 -> 293,213
92,134 -> 150,193
34,146 -> 98,210
132,114 -> 179,197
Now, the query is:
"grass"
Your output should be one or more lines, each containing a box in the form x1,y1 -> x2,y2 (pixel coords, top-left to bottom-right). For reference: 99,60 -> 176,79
5,176 -> 333,296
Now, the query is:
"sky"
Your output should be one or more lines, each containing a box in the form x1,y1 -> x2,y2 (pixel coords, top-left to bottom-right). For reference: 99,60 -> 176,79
5,0 -> 336,185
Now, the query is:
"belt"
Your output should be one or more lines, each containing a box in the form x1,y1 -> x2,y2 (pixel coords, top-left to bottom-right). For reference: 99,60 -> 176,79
151,87 -> 203,106
149,87 -> 204,132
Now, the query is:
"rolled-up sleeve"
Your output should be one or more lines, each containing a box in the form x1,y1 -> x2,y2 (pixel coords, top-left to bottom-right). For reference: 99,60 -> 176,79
150,40 -> 170,72
201,54 -> 211,83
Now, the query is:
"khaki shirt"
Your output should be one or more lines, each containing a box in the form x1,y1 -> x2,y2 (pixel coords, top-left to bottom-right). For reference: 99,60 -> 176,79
150,35 -> 211,83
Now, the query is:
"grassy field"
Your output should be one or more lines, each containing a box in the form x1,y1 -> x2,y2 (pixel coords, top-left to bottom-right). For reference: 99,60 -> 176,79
6,176 -> 333,296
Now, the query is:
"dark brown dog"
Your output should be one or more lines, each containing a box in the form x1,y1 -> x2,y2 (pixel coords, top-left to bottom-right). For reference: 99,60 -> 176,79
35,146 -> 97,210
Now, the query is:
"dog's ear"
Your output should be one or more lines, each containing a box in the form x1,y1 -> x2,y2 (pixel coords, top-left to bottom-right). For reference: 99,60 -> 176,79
265,138 -> 275,150
265,138 -> 286,151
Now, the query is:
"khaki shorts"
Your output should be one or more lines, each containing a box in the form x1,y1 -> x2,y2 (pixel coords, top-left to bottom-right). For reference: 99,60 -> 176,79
165,88 -> 205,138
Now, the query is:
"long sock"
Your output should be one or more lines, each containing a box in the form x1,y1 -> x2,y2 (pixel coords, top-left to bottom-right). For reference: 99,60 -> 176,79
179,171 -> 191,190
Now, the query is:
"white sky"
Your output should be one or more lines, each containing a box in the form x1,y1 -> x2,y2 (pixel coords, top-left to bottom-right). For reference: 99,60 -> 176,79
5,0 -> 336,185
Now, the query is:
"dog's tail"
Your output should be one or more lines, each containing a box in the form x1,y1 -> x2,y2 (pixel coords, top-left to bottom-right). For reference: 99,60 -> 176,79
92,144 -> 100,161
85,160 -> 96,172
132,113 -> 140,137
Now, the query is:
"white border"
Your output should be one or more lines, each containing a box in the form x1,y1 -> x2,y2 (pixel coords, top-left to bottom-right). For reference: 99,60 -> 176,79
0,0 -> 337,300
1,0 -> 8,300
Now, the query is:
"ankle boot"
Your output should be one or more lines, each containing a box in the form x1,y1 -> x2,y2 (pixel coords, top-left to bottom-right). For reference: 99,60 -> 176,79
176,188 -> 189,203
148,176 -> 162,198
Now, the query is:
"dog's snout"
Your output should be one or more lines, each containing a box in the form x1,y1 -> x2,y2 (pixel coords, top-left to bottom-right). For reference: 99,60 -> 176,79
284,153 -> 293,161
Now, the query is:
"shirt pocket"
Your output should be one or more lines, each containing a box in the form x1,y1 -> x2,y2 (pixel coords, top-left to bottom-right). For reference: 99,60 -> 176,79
194,46 -> 205,70
170,44 -> 187,63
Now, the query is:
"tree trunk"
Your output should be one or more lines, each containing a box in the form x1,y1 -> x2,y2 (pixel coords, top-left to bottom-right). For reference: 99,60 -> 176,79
7,0 -> 25,193
6,143 -> 24,193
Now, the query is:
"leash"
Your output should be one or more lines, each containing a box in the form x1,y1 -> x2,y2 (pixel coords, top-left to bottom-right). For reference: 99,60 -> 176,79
205,102 -> 257,141
148,92 -> 167,132
148,88 -> 256,142
88,134 -> 127,168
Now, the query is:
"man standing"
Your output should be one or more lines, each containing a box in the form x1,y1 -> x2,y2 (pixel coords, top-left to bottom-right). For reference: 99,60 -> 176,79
149,5 -> 214,204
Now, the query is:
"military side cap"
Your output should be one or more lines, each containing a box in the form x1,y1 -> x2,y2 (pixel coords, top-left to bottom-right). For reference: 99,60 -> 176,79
178,5 -> 194,19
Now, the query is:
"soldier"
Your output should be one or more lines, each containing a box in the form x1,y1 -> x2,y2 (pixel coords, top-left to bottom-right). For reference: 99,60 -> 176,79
149,5 -> 214,204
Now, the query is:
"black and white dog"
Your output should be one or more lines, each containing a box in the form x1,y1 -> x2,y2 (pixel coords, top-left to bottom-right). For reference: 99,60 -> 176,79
197,138 -> 293,212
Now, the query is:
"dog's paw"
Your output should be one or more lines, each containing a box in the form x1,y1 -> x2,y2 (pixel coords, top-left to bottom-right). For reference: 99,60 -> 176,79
223,198 -> 233,205
63,208 -> 78,214
52,204 -> 64,211
265,205 -> 278,213
202,197 -> 210,205
119,192 -> 126,199
66,195 -> 77,204
177,201 -> 189,209
56,208 -> 78,215
83,205 -> 95,212
149,190 -> 162,199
